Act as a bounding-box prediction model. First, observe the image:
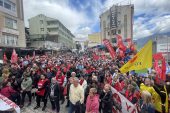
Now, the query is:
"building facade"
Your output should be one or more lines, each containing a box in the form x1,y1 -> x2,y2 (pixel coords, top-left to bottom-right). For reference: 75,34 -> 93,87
153,35 -> 170,63
28,14 -> 75,50
100,4 -> 134,44
0,0 -> 25,47
88,32 -> 101,47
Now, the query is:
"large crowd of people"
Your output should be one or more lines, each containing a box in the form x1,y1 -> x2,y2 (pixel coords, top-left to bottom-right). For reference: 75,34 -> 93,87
0,49 -> 170,113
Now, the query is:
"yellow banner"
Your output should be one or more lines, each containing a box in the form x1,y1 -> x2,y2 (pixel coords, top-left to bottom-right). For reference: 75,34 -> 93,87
120,40 -> 152,73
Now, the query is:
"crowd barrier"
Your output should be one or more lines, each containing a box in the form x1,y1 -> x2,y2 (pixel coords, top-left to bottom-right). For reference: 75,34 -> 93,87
0,94 -> 20,113
111,87 -> 138,113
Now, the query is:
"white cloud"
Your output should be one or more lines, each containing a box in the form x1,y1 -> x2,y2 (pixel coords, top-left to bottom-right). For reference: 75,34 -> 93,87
23,0 -> 91,38
23,0 -> 170,40
100,0 -> 170,39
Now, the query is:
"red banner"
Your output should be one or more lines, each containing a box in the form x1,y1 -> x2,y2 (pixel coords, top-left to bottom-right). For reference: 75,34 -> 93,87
153,53 -> 166,82
103,39 -> 116,60
116,35 -> 127,51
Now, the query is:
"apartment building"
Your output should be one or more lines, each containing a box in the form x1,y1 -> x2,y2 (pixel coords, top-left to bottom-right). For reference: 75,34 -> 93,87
100,4 -> 134,44
28,14 -> 75,50
0,0 -> 26,47
88,32 -> 101,48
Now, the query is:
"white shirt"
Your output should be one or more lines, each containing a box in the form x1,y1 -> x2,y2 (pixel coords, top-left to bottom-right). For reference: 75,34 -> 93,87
69,84 -> 84,105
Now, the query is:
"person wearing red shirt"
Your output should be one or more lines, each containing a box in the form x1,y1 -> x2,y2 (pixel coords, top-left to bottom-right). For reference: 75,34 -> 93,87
0,81 -> 21,105
56,71 -> 65,104
34,74 -> 49,111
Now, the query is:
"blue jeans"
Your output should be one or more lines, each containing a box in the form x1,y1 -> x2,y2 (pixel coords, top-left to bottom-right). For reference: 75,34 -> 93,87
68,102 -> 76,113
68,102 -> 81,113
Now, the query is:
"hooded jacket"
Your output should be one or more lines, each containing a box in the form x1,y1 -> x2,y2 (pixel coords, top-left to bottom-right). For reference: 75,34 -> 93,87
86,94 -> 99,113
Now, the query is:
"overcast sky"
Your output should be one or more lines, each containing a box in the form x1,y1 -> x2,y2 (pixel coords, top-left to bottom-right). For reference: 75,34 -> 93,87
23,0 -> 170,40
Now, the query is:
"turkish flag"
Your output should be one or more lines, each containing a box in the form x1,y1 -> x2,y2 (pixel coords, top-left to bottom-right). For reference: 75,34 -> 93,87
11,49 -> 18,63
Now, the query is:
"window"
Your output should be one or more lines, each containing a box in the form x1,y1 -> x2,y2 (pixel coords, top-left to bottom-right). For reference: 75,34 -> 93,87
13,20 -> 17,29
2,33 -> 18,46
40,20 -> 43,25
0,0 -> 3,6
4,1 -> 11,10
112,38 -> 116,43
5,17 -> 17,29
117,21 -> 121,25
112,29 -> 116,35
118,30 -> 121,34
107,15 -> 110,20
3,0 -> 16,12
124,15 -> 127,38
41,28 -> 44,31
11,2 -> 16,11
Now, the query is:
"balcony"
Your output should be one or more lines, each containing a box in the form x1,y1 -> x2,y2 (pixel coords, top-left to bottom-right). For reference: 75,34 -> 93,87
47,20 -> 59,28
48,31 -> 59,35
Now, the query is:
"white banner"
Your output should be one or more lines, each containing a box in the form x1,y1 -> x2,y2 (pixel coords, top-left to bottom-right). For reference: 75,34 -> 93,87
0,94 -> 20,113
111,87 -> 138,113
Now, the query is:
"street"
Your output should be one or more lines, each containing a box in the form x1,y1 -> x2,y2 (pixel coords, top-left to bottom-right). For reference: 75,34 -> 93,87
21,98 -> 67,113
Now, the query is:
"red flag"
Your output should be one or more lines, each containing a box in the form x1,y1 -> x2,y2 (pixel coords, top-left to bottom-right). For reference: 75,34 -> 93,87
154,60 -> 161,81
103,39 -> 116,60
3,53 -> 7,64
161,57 -> 166,81
119,50 -> 125,58
116,35 -> 126,51
11,49 -> 18,63
153,53 -> 166,82
153,52 -> 163,60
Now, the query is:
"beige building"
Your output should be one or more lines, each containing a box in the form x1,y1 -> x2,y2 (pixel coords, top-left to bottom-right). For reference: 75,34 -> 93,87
0,0 -> 25,47
100,4 -> 134,44
88,32 -> 101,47
29,14 -> 75,50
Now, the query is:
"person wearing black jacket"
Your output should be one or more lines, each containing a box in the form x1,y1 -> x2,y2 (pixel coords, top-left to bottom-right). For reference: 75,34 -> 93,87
66,76 -> 74,107
100,84 -> 113,113
49,77 -> 60,113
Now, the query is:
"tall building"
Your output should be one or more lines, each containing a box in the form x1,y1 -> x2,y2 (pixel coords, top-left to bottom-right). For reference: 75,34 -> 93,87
0,0 -> 26,47
100,4 -> 134,44
28,14 -> 75,50
88,32 -> 101,47
154,35 -> 170,62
